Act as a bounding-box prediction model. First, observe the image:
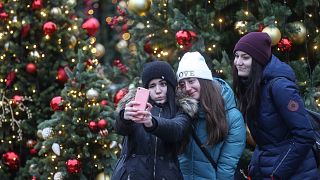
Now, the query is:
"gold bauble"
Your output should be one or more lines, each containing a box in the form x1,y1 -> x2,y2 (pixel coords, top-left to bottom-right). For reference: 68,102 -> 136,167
66,0 -> 76,6
262,26 -> 281,46
36,129 -> 43,139
128,0 -> 152,16
288,21 -> 306,44
69,36 -> 77,48
95,172 -> 110,180
95,43 -> 105,59
86,88 -> 99,100
50,7 -> 62,16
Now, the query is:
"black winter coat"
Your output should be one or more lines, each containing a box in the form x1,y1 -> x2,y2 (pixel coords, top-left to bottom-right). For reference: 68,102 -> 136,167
111,90 -> 197,180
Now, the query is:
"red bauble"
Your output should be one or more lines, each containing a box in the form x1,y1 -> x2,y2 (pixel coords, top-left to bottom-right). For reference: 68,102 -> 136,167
278,38 -> 292,52
0,3 -> 3,10
258,24 -> 265,32
32,0 -> 43,10
114,88 -> 128,106
6,71 -> 16,87
98,119 -> 108,129
88,121 -> 98,132
144,41 -> 153,54
2,152 -> 20,170
43,21 -> 57,35
0,12 -> 8,20
175,30 -> 197,46
66,159 -> 81,174
82,17 -> 100,36
13,95 -> 23,104
56,67 -> 68,84
29,148 -> 37,155
26,63 -> 37,74
21,24 -> 31,38
100,100 -> 108,106
50,96 -> 64,111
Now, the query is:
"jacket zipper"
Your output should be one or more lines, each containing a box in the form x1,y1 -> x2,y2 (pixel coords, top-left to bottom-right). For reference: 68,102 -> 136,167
271,142 -> 294,178
153,108 -> 162,179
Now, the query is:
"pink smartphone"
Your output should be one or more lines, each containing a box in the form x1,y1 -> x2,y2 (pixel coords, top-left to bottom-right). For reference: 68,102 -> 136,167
134,87 -> 150,110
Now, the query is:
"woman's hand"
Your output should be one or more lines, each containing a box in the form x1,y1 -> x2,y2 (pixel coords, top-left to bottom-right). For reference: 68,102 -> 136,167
135,103 -> 153,127
123,101 -> 143,121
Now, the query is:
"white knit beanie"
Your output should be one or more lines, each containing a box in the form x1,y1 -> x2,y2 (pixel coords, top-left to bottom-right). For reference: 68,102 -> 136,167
176,51 -> 213,81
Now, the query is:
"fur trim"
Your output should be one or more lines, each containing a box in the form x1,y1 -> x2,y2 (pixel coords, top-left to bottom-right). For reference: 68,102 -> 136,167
115,89 -> 136,112
176,91 -> 198,118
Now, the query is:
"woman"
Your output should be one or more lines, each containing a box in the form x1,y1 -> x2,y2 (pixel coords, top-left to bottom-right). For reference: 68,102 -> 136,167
176,51 -> 246,180
111,61 -> 197,180
232,32 -> 319,179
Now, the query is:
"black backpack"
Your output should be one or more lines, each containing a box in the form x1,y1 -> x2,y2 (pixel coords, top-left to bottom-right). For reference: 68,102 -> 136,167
268,77 -> 320,166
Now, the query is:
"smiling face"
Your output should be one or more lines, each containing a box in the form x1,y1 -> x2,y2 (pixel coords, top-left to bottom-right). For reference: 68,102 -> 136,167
234,50 -> 253,77
148,78 -> 167,104
178,77 -> 201,100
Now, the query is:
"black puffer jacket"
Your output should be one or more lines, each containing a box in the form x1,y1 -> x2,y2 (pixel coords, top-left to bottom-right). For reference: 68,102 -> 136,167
111,89 -> 197,180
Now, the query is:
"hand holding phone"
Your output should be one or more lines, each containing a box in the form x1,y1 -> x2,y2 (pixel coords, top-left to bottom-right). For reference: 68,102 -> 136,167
133,87 -> 150,111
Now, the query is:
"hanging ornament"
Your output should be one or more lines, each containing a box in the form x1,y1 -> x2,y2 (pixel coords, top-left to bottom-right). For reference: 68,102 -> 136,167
66,0 -> 76,6
50,96 -> 64,111
128,0 -> 152,16
278,38 -> 292,52
258,23 -> 265,32
29,164 -> 39,174
88,121 -> 98,132
29,148 -> 37,155
69,36 -> 77,48
144,40 -> 153,54
2,152 -> 20,170
37,129 -> 43,139
116,40 -> 128,51
262,26 -> 281,46
26,63 -> 37,74
54,172 -> 64,180
95,43 -> 105,59
56,67 -> 68,84
82,17 -> 100,36
114,88 -> 128,106
0,12 -> 8,20
52,143 -> 61,156
12,95 -> 23,105
21,24 -> 31,38
6,71 -> 16,87
66,159 -> 81,174
42,127 -> 53,139
32,0 -> 43,10
100,100 -> 108,106
43,21 -> 57,35
175,30 -> 197,46
50,7 -> 62,16
96,171 -> 110,180
86,88 -> 99,100
287,21 -> 306,44
98,119 -> 108,129
26,139 -> 37,148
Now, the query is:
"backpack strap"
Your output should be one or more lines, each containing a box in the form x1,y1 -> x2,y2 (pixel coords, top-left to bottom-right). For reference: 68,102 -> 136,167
191,126 -> 218,170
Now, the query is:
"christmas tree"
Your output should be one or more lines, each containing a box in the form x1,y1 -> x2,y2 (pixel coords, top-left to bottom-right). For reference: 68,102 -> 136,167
20,50 -> 122,179
0,0 -> 111,179
110,0 -> 320,109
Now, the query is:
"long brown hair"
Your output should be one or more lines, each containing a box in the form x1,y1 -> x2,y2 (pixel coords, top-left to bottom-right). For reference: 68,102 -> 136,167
232,59 -> 264,122
198,79 -> 228,146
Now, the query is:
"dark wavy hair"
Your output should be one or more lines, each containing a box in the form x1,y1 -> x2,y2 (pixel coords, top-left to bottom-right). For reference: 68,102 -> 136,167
198,79 -> 228,145
232,58 -> 264,122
